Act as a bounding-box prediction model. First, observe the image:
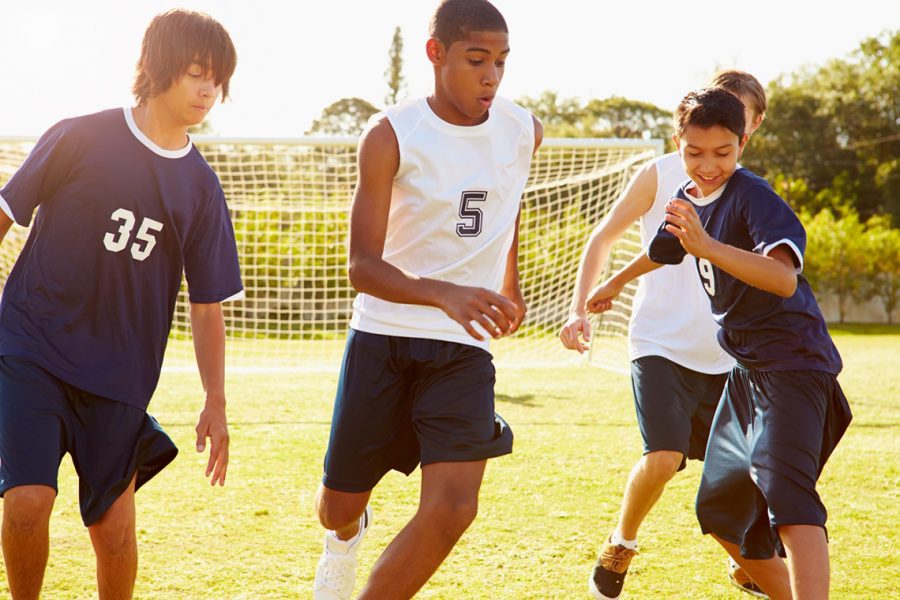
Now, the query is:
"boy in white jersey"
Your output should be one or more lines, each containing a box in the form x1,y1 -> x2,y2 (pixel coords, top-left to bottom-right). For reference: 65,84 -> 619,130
559,72 -> 772,600
312,1 -> 542,599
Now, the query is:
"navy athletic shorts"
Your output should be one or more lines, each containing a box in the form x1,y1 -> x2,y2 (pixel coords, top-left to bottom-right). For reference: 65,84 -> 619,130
631,356 -> 728,470
322,329 -> 513,493
0,356 -> 177,526
695,366 -> 852,559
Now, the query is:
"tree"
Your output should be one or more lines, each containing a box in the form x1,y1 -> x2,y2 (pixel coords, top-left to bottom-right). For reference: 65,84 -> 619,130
306,97 -> 379,136
803,208 -> 868,323
863,215 -> 900,324
743,30 -> 900,221
384,26 -> 406,106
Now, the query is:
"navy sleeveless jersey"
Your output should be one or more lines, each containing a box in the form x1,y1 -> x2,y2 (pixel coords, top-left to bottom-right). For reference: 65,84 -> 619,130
0,108 -> 243,409
648,168 -> 841,374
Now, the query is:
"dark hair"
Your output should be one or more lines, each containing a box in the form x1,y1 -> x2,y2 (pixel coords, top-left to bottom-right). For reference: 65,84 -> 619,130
429,0 -> 508,48
132,9 -> 237,105
675,88 -> 746,140
709,70 -> 767,117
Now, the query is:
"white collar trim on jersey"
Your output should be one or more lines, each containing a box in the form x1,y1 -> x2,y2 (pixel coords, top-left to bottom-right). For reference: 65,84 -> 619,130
684,180 -> 727,206
419,97 -> 496,137
123,107 -> 193,159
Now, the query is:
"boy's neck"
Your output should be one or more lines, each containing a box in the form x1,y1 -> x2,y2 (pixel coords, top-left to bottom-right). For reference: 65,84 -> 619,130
131,104 -> 190,151
426,94 -> 488,127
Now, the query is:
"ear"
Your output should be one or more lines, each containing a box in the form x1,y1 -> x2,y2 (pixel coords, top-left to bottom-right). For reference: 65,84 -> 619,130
748,111 -> 765,135
672,134 -> 681,152
426,37 -> 444,66
737,132 -> 749,158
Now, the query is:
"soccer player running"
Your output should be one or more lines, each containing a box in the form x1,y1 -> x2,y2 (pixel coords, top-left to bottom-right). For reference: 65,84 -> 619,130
560,71 -> 770,600
312,1 -> 542,598
0,10 -> 242,599
587,87 -> 852,600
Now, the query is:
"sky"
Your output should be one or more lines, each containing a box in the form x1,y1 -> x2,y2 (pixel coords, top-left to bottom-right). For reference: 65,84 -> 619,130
2,0 -> 896,138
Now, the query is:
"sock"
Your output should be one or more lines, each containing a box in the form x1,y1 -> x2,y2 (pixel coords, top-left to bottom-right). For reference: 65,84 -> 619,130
612,529 -> 638,550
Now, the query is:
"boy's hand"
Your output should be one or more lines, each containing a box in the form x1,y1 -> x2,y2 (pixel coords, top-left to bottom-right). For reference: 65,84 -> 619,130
559,312 -> 591,354
664,199 -> 716,258
438,283 -> 519,341
585,279 -> 624,314
500,283 -> 527,336
195,395 -> 229,486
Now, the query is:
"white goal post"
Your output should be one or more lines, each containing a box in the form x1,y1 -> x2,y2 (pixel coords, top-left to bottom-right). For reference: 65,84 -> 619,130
0,135 -> 662,373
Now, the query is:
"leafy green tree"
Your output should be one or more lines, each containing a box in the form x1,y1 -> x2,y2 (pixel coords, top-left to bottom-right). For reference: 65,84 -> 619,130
803,208 -> 868,323
862,215 -> 900,324
744,30 -> 900,221
384,26 -> 406,106
306,97 -> 379,136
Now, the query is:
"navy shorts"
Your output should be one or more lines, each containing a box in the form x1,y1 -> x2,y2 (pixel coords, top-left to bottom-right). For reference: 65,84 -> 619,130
631,356 -> 728,470
696,367 -> 852,559
0,356 -> 177,526
322,330 -> 513,493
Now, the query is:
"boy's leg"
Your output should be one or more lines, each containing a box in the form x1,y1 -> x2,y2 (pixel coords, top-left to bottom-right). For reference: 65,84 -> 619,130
315,485 -> 372,540
778,525 -> 829,599
88,475 -> 137,600
711,534 -> 791,600
358,460 -> 486,600
616,450 -> 683,539
2,485 -> 56,600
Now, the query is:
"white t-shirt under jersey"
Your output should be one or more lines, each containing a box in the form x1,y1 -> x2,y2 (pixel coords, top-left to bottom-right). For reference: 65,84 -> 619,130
628,152 -> 736,374
350,96 -> 535,350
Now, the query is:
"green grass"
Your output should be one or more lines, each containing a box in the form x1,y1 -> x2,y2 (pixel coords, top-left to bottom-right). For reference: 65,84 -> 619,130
1,325 -> 898,598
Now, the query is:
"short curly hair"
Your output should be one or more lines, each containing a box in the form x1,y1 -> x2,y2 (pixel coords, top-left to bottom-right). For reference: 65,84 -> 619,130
429,0 -> 508,48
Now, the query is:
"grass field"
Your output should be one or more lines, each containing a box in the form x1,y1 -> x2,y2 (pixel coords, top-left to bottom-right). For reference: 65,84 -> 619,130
1,325 -> 897,598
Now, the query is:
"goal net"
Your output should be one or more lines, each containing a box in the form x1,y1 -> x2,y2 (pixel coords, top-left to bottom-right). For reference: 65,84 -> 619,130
0,136 -> 661,373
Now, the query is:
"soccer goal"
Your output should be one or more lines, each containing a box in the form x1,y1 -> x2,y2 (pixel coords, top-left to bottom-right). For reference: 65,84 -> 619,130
0,136 -> 661,373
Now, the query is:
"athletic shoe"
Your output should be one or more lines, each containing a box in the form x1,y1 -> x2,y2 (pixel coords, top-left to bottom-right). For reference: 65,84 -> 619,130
589,536 -> 638,600
727,557 -> 769,598
313,505 -> 372,600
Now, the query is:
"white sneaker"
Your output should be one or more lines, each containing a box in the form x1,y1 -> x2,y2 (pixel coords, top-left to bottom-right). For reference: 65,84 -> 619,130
313,505 -> 372,600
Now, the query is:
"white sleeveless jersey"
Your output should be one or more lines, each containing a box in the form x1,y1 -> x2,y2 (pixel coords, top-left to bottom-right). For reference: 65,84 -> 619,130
628,152 -> 736,374
350,97 -> 535,349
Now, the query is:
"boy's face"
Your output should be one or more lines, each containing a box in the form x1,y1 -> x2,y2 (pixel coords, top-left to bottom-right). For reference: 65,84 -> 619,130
674,124 -> 748,197
157,63 -> 222,128
428,30 -> 509,125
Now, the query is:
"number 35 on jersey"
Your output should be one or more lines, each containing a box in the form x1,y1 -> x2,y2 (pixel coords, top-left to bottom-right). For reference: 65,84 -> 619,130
103,208 -> 164,261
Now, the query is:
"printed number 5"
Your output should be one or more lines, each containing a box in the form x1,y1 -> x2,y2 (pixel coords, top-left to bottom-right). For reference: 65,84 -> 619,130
698,258 -> 716,296
103,208 -> 164,262
456,191 -> 487,237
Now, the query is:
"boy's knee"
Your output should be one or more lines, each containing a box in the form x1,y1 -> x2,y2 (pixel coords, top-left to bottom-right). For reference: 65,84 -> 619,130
316,489 -> 367,532
422,496 -> 479,538
3,486 -> 55,532
642,451 -> 683,481
89,520 -> 135,556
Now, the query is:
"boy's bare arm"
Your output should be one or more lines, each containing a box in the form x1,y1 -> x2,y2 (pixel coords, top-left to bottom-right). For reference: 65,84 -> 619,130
560,163 -> 656,353
664,199 -> 798,298
347,118 -> 518,342
0,210 -> 13,246
585,252 -> 663,314
190,301 -> 229,486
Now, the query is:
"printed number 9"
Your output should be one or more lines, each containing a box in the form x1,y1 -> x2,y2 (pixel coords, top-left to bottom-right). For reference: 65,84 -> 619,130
698,258 -> 716,296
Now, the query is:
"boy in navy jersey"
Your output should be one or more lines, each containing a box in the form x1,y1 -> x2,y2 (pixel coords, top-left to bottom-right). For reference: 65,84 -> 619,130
0,10 -> 242,599
586,87 -> 851,599
312,1 -> 542,598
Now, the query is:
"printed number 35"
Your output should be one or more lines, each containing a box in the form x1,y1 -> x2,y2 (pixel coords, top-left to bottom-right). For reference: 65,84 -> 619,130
103,208 -> 164,261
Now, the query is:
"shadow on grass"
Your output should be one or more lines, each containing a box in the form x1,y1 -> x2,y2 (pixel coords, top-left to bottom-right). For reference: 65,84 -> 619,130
496,393 -> 540,407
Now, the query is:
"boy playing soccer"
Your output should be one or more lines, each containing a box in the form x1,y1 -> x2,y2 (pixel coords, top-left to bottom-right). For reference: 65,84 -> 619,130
0,10 -> 242,599
313,1 -> 542,598
560,71 -> 770,599
587,87 -> 851,599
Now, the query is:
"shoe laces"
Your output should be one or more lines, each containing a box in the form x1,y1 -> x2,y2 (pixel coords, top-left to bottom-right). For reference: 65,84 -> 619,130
600,543 -> 637,574
318,553 -> 355,594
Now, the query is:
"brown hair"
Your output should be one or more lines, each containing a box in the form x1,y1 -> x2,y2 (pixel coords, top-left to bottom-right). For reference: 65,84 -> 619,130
429,0 -> 508,47
709,70 -> 767,117
675,88 -> 746,140
132,9 -> 237,105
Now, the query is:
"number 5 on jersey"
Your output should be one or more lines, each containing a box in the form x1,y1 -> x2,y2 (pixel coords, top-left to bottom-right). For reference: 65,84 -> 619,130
698,258 -> 716,296
456,190 -> 487,237
103,208 -> 164,261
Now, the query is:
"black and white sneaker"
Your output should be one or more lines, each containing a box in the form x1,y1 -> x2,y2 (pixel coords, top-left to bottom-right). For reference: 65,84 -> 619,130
589,536 -> 637,600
